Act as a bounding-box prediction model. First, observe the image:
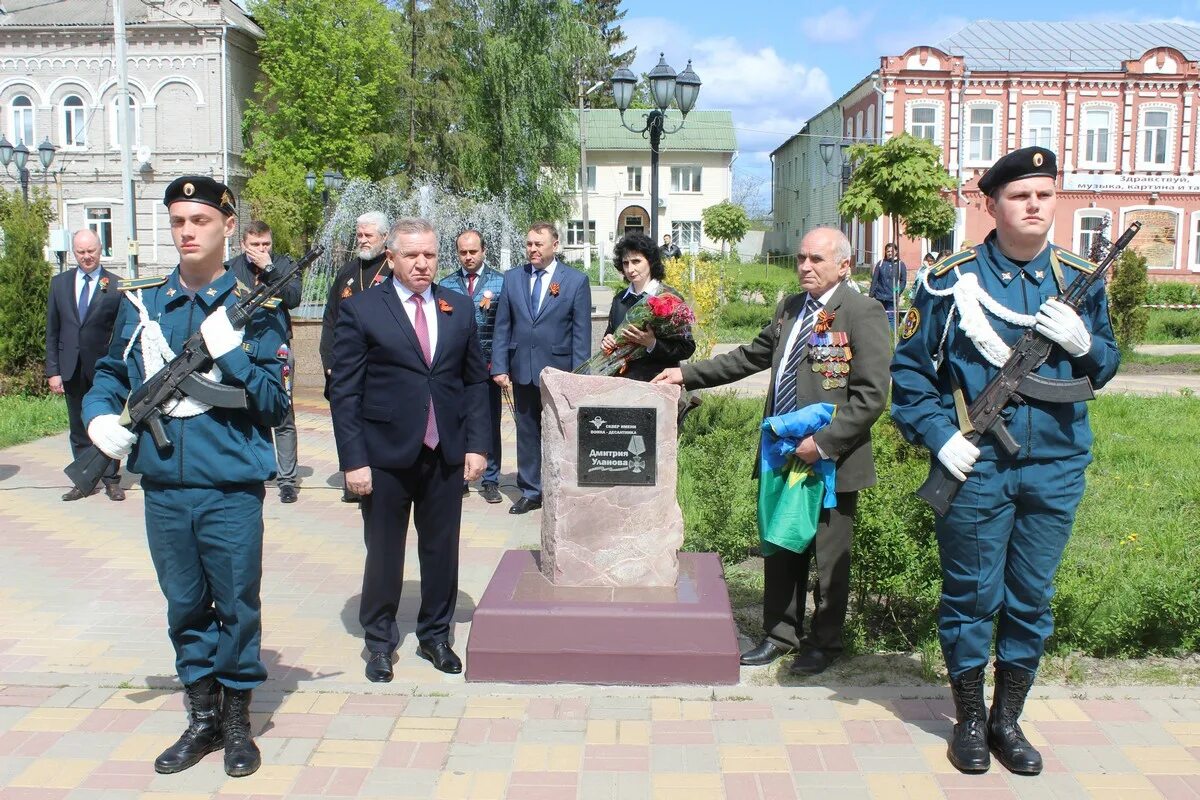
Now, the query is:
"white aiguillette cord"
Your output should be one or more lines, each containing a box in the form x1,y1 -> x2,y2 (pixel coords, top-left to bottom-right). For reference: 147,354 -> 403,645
121,288 -> 222,418
922,268 -> 1037,369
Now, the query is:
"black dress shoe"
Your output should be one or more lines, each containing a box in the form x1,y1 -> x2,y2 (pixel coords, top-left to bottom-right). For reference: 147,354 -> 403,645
365,651 -> 394,683
417,641 -> 463,674
279,485 -> 298,504
508,497 -> 542,515
790,647 -> 837,675
480,482 -> 503,504
104,482 -> 126,501
739,640 -> 794,666
462,483 -> 471,497
62,486 -> 94,501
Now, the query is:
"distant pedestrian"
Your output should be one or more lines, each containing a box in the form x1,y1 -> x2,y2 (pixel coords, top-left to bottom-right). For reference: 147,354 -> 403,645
661,233 -> 683,260
869,242 -> 907,330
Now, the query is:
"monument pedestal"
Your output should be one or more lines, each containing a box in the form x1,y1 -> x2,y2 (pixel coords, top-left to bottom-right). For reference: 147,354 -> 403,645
466,549 -> 740,685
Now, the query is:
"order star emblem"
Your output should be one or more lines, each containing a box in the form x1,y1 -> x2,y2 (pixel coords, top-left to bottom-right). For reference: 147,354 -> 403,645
205,288 -> 217,297
166,287 -> 176,297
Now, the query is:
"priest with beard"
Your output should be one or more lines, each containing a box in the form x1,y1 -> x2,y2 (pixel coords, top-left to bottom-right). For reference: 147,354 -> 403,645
320,210 -> 391,502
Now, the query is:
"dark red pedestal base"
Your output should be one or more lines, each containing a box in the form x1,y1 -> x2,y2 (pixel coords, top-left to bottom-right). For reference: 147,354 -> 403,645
466,550 -> 740,685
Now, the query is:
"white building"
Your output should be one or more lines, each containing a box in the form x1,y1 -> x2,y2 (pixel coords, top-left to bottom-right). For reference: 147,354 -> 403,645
0,0 -> 262,274
561,109 -> 736,263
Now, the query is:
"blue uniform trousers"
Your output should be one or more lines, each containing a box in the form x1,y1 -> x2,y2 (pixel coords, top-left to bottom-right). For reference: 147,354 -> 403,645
513,382 -> 543,499
144,482 -> 267,689
935,452 -> 1089,679
483,380 -> 503,485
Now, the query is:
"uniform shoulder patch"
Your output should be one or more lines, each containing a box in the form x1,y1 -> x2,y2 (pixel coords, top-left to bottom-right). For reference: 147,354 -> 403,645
931,247 -> 976,277
118,276 -> 168,291
899,307 -> 920,339
1053,248 -> 1098,274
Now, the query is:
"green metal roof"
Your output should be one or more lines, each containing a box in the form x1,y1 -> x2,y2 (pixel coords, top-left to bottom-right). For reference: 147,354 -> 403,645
567,109 -> 737,152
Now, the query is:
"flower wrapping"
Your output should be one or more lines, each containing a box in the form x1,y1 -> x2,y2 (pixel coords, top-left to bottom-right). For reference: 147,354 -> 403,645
576,292 -> 696,377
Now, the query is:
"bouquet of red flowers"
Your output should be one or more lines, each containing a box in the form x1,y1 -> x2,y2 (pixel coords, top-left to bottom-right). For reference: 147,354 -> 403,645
577,292 -> 696,377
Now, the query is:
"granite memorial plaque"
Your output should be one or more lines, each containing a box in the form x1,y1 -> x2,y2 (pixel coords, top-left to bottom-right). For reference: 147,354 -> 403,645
577,406 -> 657,486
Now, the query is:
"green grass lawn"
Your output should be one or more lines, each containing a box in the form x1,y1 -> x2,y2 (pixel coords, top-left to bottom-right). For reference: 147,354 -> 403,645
1143,308 -> 1200,344
1120,351 -> 1200,373
0,394 -> 69,449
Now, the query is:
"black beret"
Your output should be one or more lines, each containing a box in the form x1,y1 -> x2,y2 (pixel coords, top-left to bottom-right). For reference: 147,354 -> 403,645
978,146 -> 1058,196
163,175 -> 236,216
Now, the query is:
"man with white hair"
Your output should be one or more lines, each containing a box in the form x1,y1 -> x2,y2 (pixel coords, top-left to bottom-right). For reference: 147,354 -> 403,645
654,227 -> 890,676
321,211 -> 391,502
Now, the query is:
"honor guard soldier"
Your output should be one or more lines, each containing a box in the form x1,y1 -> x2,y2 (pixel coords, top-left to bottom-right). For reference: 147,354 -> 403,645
891,147 -> 1120,775
83,176 -> 291,778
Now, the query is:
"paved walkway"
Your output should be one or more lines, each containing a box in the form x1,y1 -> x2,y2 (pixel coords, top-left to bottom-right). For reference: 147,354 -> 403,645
0,390 -> 1199,798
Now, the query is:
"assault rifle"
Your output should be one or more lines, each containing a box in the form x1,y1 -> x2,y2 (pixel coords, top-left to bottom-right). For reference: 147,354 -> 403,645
915,223 -> 1140,517
65,245 -> 325,495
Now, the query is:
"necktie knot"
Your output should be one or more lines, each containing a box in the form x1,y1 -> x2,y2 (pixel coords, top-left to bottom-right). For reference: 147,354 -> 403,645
83,273 -> 92,282
409,293 -> 423,306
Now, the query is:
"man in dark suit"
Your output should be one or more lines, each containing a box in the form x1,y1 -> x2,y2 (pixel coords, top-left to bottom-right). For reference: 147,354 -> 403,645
654,227 -> 890,675
490,222 -> 592,514
46,229 -> 124,501
225,220 -> 301,503
329,217 -> 490,680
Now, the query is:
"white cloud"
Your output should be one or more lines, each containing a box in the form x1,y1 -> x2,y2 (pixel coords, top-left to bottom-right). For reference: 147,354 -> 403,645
874,15 -> 969,55
801,7 -> 874,43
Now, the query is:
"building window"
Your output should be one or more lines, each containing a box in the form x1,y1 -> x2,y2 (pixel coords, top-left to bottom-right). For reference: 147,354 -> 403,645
569,165 -> 596,192
910,105 -> 938,141
108,96 -> 141,149
1140,109 -> 1170,167
627,166 -> 642,193
1081,107 -> 1113,166
1192,214 -> 1200,268
565,220 -> 595,246
60,95 -> 86,148
1022,106 -> 1054,149
86,207 -> 113,257
671,166 -> 701,192
672,220 -> 702,250
9,94 -> 34,146
967,105 -> 997,163
1076,212 -> 1109,259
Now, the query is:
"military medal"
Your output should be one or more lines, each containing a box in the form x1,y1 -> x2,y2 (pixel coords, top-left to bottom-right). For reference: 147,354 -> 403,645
166,287 -> 177,297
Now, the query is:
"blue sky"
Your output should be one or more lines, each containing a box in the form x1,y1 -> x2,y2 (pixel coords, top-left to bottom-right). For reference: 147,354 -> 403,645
619,0 -> 1200,191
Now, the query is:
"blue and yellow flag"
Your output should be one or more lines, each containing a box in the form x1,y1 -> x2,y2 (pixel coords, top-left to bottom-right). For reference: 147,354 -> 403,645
757,403 -> 837,557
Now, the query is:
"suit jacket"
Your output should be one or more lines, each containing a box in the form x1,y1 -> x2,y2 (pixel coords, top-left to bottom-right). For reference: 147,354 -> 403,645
319,253 -> 391,373
682,281 -> 890,492
45,267 -> 122,384
438,265 -> 505,362
329,280 -> 490,472
604,284 -> 697,382
490,261 -> 592,386
225,252 -> 301,331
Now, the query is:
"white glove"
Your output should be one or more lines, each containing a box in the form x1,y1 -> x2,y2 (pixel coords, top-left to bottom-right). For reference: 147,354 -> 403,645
1034,298 -> 1091,357
937,431 -> 981,482
200,306 -> 244,359
88,414 -> 137,460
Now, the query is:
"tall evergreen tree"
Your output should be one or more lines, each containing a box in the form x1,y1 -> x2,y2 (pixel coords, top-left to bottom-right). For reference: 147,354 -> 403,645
574,0 -> 635,109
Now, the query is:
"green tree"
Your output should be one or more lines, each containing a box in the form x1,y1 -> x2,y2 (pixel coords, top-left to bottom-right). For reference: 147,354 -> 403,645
839,133 -> 958,246
243,0 -> 406,180
242,158 -> 315,256
702,201 -> 750,257
573,0 -> 635,109
0,190 -> 55,394
1108,248 -> 1149,352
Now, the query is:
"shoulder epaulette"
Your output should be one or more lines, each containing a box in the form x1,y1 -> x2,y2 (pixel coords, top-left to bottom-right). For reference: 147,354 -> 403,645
1053,248 -> 1097,274
932,248 -> 976,277
119,276 -> 168,291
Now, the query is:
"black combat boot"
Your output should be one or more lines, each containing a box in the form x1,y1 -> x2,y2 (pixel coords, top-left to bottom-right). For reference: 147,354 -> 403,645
989,667 -> 1043,775
153,676 -> 223,774
947,666 -> 991,773
221,688 -> 262,777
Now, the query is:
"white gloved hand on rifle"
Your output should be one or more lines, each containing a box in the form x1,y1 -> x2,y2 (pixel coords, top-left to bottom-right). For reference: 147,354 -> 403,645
87,414 -> 137,460
1034,298 -> 1091,358
937,431 -> 981,482
200,306 -> 244,359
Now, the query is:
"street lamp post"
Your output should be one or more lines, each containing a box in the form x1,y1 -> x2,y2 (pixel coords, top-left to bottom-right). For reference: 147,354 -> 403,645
610,54 -> 701,244
818,136 -> 850,233
0,135 -> 57,202
306,168 -> 346,209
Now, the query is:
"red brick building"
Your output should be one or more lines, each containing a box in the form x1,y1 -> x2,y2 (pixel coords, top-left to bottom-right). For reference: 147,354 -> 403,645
772,20 -> 1200,282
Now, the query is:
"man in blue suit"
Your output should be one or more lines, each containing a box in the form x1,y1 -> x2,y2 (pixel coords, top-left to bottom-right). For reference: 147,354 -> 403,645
490,222 -> 592,514
330,218 -> 490,679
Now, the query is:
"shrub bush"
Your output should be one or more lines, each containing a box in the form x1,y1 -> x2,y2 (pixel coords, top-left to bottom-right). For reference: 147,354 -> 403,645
1108,249 -> 1148,351
717,300 -> 774,330
0,191 -> 54,395
1145,310 -> 1200,342
1144,281 -> 1200,306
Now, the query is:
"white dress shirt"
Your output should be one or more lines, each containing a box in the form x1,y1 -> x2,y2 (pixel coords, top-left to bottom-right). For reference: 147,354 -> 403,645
392,279 -> 439,359
74,266 -> 102,314
621,278 -> 661,301
528,259 -> 558,310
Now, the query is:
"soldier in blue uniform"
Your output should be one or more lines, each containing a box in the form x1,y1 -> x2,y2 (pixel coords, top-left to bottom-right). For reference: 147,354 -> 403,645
83,176 -> 290,778
891,147 -> 1119,775
439,229 -> 506,503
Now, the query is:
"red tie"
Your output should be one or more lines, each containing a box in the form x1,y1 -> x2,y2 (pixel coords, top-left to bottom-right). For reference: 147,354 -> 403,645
409,294 -> 439,449
467,272 -> 476,296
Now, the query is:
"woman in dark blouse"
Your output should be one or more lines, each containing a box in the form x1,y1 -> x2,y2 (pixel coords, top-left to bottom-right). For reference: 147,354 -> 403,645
601,234 -> 696,382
